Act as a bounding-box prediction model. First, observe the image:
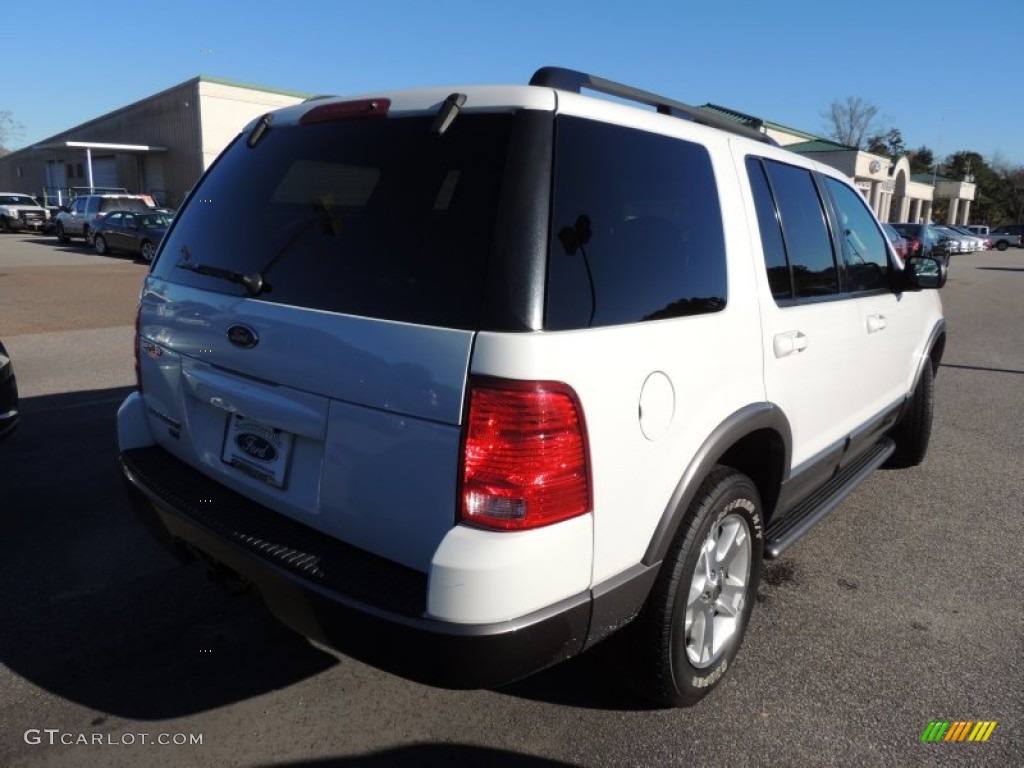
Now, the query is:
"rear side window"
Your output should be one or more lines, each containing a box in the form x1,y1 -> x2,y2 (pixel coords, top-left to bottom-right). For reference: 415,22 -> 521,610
746,157 -> 838,301
545,117 -> 726,329
152,114 -> 514,330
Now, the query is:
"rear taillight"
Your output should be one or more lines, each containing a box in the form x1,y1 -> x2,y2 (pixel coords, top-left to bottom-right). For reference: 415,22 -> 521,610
460,377 -> 591,531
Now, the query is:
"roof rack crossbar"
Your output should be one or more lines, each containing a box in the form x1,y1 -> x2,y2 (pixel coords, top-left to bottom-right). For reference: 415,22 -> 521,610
529,66 -> 778,146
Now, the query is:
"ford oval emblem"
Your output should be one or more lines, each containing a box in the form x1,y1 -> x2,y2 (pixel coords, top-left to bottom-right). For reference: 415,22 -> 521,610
235,433 -> 277,462
227,324 -> 259,349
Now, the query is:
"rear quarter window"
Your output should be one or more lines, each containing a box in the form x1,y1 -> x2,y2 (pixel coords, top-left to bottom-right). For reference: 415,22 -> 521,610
545,117 -> 726,329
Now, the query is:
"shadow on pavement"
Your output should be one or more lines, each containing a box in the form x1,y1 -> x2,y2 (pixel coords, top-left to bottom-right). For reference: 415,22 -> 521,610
0,387 -> 336,721
1,387 -> 661,718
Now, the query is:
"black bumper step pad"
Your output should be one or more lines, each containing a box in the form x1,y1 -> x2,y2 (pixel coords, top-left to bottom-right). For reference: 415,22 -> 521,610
121,447 -> 428,617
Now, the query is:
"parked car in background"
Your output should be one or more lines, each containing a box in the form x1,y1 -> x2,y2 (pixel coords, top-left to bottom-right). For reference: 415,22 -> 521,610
967,225 -> 1022,250
0,193 -> 49,233
988,225 -> 1024,249
947,225 -> 987,252
93,210 -> 173,262
0,338 -> 19,442
891,223 -> 956,264
935,225 -> 974,254
55,194 -> 155,245
882,223 -> 908,261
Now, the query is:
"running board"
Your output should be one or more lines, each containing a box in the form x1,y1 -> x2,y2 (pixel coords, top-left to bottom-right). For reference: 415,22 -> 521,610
764,438 -> 895,559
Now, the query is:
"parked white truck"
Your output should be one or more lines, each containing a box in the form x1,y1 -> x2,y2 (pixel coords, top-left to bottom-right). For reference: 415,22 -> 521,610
965,225 -> 1022,250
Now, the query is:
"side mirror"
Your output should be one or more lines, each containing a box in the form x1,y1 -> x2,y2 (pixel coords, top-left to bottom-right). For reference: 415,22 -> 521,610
902,256 -> 947,291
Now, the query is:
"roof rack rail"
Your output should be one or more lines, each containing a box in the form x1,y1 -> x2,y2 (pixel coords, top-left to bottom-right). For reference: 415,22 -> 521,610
529,66 -> 778,146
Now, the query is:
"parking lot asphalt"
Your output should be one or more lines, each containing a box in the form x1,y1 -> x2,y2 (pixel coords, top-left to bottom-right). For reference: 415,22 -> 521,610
0,233 -> 1021,767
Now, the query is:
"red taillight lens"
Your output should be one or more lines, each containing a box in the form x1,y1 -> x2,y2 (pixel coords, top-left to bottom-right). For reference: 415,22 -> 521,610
300,98 -> 391,124
460,378 -> 591,531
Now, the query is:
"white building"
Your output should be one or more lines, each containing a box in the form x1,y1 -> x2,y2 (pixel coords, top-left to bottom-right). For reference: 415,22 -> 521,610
0,76 -> 308,208
699,104 -> 976,225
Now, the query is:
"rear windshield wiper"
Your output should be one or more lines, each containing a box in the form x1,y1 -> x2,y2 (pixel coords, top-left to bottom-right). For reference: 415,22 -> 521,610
174,198 -> 339,298
176,246 -> 264,295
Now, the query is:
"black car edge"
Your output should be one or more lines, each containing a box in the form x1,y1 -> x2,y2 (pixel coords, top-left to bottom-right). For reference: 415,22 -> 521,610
0,339 -> 20,442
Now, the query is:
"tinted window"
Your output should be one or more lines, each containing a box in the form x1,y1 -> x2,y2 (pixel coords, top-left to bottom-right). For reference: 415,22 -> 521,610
763,160 -> 837,298
0,195 -> 37,206
106,213 -> 123,226
745,157 -> 792,300
101,197 -> 151,213
824,177 -> 890,292
152,115 -> 514,330
546,117 -> 726,329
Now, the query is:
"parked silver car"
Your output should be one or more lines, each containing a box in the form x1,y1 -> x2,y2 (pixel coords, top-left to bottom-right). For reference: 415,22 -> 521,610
55,194 -> 155,245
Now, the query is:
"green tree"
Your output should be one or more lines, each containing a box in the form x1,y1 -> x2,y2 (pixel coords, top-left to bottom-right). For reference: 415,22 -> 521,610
990,162 -> 1024,224
907,146 -> 935,175
865,128 -> 906,158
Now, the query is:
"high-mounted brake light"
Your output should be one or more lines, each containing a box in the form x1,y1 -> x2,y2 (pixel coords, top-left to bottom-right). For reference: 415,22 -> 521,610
300,98 -> 391,124
460,378 -> 591,531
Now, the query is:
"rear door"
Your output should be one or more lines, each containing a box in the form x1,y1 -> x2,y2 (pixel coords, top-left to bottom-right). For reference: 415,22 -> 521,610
741,154 -> 867,494
821,175 -> 920,425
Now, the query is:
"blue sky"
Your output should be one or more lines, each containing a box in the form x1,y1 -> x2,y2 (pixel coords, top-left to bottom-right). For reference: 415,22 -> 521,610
7,0 -> 1024,166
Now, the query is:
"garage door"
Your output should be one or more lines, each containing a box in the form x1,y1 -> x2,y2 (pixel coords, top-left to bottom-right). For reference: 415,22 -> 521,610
91,156 -> 118,189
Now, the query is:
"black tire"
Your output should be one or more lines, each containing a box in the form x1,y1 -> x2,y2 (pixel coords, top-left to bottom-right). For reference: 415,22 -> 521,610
56,223 -> 69,244
141,240 -> 155,262
636,467 -> 763,707
83,226 -> 93,246
886,359 -> 934,469
94,235 -> 108,255
996,240 -> 1008,251
0,216 -> 9,233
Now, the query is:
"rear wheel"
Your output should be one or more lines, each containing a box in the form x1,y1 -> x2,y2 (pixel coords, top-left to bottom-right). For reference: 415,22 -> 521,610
94,235 -> 108,255
996,240 -> 1008,251
141,240 -> 155,262
886,359 -> 934,469
637,467 -> 763,707
83,226 -> 94,246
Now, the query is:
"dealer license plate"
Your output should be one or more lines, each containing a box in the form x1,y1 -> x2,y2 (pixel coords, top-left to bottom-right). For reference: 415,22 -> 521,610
221,415 -> 294,488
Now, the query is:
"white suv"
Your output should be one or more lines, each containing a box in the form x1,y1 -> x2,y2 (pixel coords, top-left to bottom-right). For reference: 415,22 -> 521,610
118,67 -> 946,706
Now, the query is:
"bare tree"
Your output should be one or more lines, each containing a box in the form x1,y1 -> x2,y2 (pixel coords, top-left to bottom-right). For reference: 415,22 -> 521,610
0,109 -> 24,156
823,97 -> 882,150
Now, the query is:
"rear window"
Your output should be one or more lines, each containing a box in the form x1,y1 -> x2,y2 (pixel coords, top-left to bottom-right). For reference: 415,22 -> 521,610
545,117 -> 726,329
100,197 -> 152,213
152,114 -> 514,330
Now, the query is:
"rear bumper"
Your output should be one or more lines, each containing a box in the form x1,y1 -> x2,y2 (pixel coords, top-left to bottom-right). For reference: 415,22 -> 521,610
120,446 -> 591,688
